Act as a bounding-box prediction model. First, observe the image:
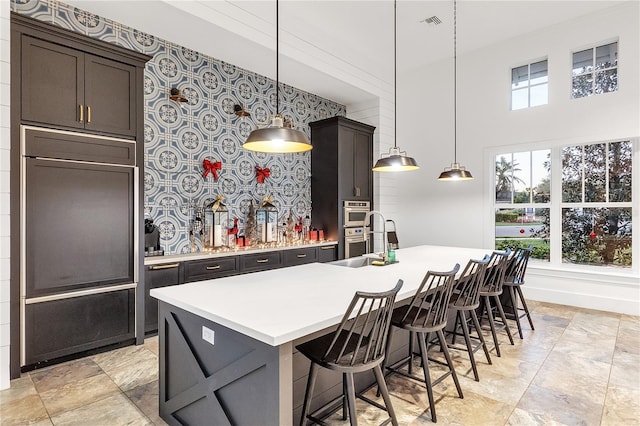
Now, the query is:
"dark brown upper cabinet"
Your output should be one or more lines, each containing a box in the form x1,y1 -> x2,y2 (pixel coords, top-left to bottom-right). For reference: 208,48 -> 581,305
21,35 -> 137,137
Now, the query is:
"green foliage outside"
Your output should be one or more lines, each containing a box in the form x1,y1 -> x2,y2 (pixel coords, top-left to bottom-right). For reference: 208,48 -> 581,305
495,238 -> 550,260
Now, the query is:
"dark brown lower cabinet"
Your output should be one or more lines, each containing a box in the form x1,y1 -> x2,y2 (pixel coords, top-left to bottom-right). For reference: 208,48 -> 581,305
283,247 -> 318,266
317,245 -> 338,263
145,263 -> 182,334
24,289 -> 135,366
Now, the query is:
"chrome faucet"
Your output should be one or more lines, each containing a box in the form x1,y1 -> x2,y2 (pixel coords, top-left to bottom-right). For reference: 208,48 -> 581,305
363,210 -> 387,256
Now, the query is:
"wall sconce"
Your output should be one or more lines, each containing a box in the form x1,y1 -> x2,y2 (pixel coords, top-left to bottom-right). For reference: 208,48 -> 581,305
169,87 -> 188,103
233,104 -> 250,117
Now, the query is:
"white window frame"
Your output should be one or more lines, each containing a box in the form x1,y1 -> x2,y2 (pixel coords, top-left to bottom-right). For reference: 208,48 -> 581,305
485,137 -> 638,276
510,58 -> 549,110
571,40 -> 619,99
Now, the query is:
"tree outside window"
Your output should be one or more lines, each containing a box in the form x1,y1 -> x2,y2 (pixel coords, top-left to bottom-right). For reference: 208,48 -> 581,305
494,150 -> 551,260
561,141 -> 632,267
572,42 -> 618,99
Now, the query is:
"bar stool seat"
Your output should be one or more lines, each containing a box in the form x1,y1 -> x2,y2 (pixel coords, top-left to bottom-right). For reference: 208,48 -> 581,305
297,280 -> 403,426
383,264 -> 461,423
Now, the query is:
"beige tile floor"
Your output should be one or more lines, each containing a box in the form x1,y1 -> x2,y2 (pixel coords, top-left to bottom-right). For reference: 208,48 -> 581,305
1,300 -> 638,425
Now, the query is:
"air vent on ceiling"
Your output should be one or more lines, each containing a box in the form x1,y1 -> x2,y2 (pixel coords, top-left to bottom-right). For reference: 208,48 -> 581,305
421,15 -> 442,26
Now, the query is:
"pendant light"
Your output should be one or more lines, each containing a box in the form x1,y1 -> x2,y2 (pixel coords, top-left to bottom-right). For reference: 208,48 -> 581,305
438,0 -> 473,181
372,0 -> 419,172
243,0 -> 312,153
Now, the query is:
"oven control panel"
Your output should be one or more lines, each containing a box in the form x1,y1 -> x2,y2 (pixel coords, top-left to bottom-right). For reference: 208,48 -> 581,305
344,227 -> 365,237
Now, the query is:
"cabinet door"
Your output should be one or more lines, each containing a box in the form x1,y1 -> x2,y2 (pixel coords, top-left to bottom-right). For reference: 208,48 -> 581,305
84,54 -> 137,137
283,247 -> 318,267
183,256 -> 239,283
145,263 -> 181,334
240,251 -> 282,273
25,158 -> 134,298
338,126 -> 356,198
317,245 -> 338,263
24,289 -> 135,366
21,35 -> 84,130
353,130 -> 372,200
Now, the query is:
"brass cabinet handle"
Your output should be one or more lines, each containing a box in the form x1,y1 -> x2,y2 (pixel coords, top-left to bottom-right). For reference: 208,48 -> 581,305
206,265 -> 221,270
321,246 -> 334,250
87,105 -> 91,123
149,263 -> 179,270
256,259 -> 269,263
79,104 -> 83,122
296,254 -> 307,258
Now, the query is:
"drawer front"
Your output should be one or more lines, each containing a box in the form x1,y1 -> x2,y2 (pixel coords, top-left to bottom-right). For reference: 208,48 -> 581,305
145,262 -> 181,333
240,251 -> 282,273
283,247 -> 318,266
184,256 -> 239,283
317,245 -> 338,263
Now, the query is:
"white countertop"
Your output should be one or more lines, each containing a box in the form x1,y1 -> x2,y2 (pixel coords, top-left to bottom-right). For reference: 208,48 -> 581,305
150,245 -> 492,346
144,240 -> 337,265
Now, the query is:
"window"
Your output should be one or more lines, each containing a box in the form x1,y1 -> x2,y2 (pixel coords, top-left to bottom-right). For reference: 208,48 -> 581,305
511,60 -> 548,110
493,140 -> 633,269
494,150 -> 551,260
572,42 -> 618,99
561,141 -> 632,266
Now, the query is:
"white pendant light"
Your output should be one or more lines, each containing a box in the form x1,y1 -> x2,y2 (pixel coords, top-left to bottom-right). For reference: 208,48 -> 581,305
372,0 -> 419,172
438,0 -> 473,181
243,0 -> 312,153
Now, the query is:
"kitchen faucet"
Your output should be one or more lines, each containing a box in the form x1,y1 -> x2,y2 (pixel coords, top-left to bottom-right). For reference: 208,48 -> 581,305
363,210 -> 387,256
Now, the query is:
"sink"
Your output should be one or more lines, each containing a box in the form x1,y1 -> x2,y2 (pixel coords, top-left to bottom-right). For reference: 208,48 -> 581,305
330,256 -> 379,268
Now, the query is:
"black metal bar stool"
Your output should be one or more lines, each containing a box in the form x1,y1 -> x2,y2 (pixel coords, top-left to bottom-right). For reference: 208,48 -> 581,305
503,245 -> 535,338
296,280 -> 403,426
382,264 -> 461,423
447,256 -> 491,381
478,250 -> 514,357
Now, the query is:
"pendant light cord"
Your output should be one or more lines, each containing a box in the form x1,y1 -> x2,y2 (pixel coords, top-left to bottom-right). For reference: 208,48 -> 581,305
453,0 -> 457,164
394,0 -> 397,149
276,0 -> 280,115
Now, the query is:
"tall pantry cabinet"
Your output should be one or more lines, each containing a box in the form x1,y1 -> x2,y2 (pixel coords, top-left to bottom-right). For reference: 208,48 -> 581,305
10,13 -> 150,377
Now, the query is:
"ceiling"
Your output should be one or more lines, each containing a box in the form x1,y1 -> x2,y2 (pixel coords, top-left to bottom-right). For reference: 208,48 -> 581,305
66,0 -> 629,105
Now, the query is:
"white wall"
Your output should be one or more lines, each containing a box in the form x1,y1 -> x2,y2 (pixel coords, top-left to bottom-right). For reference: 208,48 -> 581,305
393,2 -> 640,314
0,0 -> 12,390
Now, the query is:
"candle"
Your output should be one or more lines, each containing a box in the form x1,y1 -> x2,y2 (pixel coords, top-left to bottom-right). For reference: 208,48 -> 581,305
214,225 -> 222,246
266,223 -> 273,242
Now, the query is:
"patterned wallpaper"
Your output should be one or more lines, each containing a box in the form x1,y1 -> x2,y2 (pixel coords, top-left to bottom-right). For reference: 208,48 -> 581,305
13,0 -> 346,254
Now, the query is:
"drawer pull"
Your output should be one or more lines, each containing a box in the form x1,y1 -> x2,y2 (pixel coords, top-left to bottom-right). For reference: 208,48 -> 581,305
296,254 -> 307,258
256,259 -> 269,263
206,265 -> 221,270
321,246 -> 334,250
149,263 -> 179,270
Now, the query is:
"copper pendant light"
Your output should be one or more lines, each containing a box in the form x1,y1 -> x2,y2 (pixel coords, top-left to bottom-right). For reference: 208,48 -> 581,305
438,0 -> 473,181
243,0 -> 312,153
373,0 -> 419,172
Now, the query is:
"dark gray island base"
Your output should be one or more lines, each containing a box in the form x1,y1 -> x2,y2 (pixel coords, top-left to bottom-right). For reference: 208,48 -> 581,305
152,246 -> 493,425
158,301 -> 289,425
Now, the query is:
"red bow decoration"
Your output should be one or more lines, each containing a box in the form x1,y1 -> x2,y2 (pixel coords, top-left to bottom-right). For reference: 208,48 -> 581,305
255,166 -> 271,184
203,159 -> 222,180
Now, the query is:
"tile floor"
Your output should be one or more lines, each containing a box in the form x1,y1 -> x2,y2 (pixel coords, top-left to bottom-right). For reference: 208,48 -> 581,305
0,300 -> 638,425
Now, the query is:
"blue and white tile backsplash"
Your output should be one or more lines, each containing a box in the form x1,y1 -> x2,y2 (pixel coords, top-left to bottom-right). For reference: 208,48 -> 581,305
13,0 -> 346,254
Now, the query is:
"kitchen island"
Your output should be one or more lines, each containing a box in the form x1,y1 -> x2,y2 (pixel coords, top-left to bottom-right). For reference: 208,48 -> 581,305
151,245 -> 491,425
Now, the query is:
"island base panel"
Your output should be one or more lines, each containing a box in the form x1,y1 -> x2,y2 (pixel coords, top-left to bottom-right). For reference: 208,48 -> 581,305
158,302 -> 291,425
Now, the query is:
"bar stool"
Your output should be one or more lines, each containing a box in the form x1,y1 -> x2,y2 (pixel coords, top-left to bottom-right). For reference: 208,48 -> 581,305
503,245 -> 535,338
447,256 -> 492,382
383,264 -> 461,423
296,280 -> 403,426
478,250 -> 514,357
